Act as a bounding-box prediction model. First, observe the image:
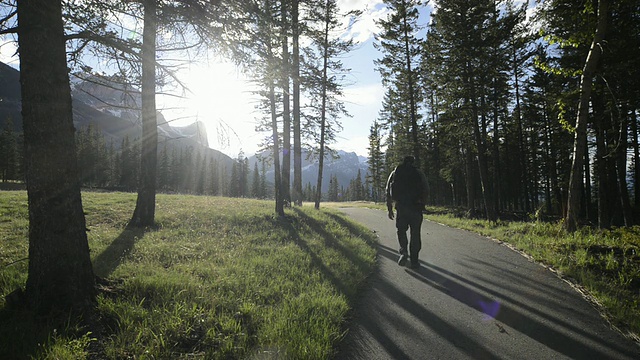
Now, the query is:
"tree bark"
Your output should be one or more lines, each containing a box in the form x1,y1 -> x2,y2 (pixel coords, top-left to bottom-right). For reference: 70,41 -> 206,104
616,104 -> 633,226
565,0 -> 608,232
280,0 -> 291,206
270,80 -> 284,216
131,0 -> 158,228
314,0 -> 331,210
631,108 -> 640,216
18,0 -> 95,315
464,144 -> 476,217
512,43 -> 529,213
292,0 -> 303,206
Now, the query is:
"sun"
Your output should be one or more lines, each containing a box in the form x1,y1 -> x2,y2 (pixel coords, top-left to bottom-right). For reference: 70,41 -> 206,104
160,61 -> 263,157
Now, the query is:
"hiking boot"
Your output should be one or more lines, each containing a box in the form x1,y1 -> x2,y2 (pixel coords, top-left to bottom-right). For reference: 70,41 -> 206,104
398,252 -> 408,266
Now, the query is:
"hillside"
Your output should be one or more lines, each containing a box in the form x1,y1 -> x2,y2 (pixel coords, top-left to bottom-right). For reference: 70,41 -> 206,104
0,61 -> 233,168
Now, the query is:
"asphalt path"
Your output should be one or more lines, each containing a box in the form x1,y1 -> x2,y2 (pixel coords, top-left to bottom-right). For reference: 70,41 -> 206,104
335,207 -> 640,360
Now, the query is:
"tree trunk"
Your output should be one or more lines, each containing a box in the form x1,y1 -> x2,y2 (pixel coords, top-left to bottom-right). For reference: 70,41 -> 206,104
513,44 -> 529,213
583,133 -> 593,222
565,0 -> 608,232
18,0 -> 95,315
464,144 -> 476,217
292,0 -> 303,206
616,104 -> 633,226
471,95 -> 496,222
594,88 -> 612,229
314,0 -> 331,210
270,80 -> 284,216
631,108 -> 640,215
401,2 -> 420,164
131,0 -> 158,228
280,0 -> 291,206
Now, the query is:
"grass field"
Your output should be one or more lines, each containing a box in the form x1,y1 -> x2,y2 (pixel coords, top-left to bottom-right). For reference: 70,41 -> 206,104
0,191 -> 377,359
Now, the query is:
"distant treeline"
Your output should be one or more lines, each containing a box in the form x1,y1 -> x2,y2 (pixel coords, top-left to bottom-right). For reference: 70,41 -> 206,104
0,121 -> 372,202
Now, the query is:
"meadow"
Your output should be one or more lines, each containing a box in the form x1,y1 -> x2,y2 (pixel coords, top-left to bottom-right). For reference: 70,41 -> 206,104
0,191 -> 377,359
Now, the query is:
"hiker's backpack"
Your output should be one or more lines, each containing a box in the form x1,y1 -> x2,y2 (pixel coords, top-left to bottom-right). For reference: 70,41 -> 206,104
391,164 -> 422,204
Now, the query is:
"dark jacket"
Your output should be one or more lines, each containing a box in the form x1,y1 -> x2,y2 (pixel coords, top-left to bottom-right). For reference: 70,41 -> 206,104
385,162 -> 428,213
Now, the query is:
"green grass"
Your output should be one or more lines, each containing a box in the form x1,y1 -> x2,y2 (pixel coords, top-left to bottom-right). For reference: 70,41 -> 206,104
0,191 -> 377,359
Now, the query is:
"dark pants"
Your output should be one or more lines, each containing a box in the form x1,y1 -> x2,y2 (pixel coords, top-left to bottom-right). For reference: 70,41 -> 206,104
395,204 -> 423,262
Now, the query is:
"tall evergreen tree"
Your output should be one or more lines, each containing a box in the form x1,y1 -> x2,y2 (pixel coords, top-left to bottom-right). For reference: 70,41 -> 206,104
374,0 -> 423,163
251,162 -> 261,198
367,120 -> 385,202
305,0 -> 355,209
565,0 -> 609,231
130,0 -> 158,228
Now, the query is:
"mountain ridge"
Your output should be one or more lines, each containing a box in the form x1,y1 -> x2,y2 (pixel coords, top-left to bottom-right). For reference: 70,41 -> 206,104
0,61 -> 370,193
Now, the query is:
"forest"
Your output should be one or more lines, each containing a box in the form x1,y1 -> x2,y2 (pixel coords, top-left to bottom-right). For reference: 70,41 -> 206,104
369,0 -> 640,231
0,122 -> 371,202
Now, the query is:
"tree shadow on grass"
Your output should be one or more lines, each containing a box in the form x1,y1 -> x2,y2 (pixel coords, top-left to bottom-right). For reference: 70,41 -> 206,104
93,227 -> 145,278
277,208 -> 377,299
292,208 -> 374,275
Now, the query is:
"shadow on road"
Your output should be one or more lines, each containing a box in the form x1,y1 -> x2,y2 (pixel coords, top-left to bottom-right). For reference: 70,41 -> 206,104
373,243 -> 639,360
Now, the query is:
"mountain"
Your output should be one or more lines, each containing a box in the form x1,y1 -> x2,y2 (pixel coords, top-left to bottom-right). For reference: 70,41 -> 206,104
0,61 -> 232,167
248,150 -> 369,193
1,61 -> 370,194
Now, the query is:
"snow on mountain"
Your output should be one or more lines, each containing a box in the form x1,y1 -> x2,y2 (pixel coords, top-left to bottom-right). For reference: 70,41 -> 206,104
0,62 -> 214,153
248,149 -> 369,193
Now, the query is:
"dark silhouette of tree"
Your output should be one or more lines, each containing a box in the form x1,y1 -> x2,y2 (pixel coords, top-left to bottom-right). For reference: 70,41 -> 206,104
565,0 -> 608,231
17,0 -> 95,315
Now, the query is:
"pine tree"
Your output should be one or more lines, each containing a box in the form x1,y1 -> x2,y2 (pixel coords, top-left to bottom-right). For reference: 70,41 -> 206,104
305,0 -> 355,209
374,0 -> 423,163
565,0 -> 609,231
230,161 -> 240,197
252,162 -> 261,198
0,119 -> 18,182
158,143 -> 169,191
260,159 -> 268,199
367,120 -> 385,202
208,157 -> 220,196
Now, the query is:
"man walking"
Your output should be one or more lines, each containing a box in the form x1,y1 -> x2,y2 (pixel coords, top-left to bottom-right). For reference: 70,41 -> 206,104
386,155 -> 428,269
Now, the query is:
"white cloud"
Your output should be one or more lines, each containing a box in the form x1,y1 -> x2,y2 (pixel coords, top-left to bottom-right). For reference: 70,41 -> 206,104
338,0 -> 389,44
0,40 -> 19,66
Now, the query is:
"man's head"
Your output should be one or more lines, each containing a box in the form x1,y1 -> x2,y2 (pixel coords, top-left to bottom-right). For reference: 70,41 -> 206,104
403,155 -> 415,165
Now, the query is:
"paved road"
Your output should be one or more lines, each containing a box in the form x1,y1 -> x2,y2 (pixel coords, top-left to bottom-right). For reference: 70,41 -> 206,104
336,207 -> 640,360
